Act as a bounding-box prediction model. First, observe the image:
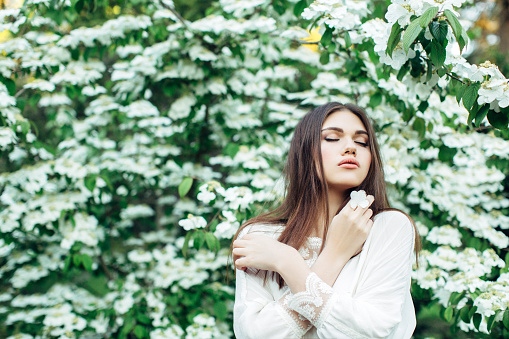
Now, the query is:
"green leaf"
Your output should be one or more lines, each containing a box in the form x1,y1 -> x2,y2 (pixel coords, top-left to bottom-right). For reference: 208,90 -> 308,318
327,42 -> 336,53
438,145 -> 457,162
397,61 -> 410,80
73,254 -> 82,267
412,117 -> 426,138
320,26 -> 334,47
387,22 -> 403,57
437,66 -> 447,77
487,310 -> 500,332
402,107 -> 413,122
418,101 -> 429,113
369,92 -> 383,108
64,255 -> 72,272
449,291 -> 465,306
430,20 -> 448,46
456,82 -> 467,104
467,101 -> 478,126
215,237 -> 221,253
224,143 -> 240,158
444,9 -> 463,43
84,174 -> 97,192
420,7 -> 439,28
319,51 -> 330,65
20,121 -> 30,135
474,104 -> 489,127
503,309 -> 509,329
410,53 -> 424,77
444,306 -> 453,322
2,77 -> 16,96
429,40 -> 446,68
458,29 -> 468,52
205,232 -> 217,252
344,31 -> 352,48
402,18 -> 423,53
178,177 -> 193,198
120,316 -> 135,337
136,313 -> 151,325
469,305 -> 478,319
28,92 -> 41,108
462,82 -> 481,111
473,313 -> 482,330
133,325 -> 148,339
293,0 -> 308,17
101,174 -> 114,192
182,231 -> 193,257
81,254 -> 93,272
166,295 -> 178,306
427,122 -> 434,133
213,301 -> 227,321
75,0 -> 84,13
460,306 -> 471,323
193,230 -> 205,250
487,110 -> 509,130
425,59 -> 433,82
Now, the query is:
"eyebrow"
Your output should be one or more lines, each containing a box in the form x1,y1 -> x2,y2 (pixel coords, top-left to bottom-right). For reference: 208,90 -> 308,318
321,127 -> 369,136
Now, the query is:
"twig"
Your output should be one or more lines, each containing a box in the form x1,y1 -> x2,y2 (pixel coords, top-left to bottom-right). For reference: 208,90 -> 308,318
98,254 -> 114,281
446,71 -> 465,84
205,204 -> 227,229
15,88 -> 26,98
473,126 -> 491,132
159,1 -> 188,29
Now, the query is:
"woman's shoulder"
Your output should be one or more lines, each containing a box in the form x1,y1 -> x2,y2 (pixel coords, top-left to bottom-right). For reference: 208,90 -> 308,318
373,209 -> 414,236
237,222 -> 285,240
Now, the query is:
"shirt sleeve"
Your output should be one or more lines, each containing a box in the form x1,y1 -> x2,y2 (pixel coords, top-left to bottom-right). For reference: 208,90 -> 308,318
233,224 -> 313,339
284,211 -> 415,339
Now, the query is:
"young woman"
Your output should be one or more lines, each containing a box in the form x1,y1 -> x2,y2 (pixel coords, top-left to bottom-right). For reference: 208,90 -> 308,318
232,102 -> 421,338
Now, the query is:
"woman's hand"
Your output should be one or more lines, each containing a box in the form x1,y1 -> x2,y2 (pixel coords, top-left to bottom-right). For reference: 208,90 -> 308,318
325,194 -> 375,260
232,234 -> 296,272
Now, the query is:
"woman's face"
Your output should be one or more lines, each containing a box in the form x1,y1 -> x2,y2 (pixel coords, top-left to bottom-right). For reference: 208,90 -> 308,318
320,109 -> 371,193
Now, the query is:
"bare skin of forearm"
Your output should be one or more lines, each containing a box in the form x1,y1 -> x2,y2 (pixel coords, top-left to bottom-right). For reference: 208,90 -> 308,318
276,246 -> 350,294
311,247 -> 351,286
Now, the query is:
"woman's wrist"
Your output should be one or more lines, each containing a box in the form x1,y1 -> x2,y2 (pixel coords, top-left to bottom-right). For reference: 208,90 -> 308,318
274,245 -> 311,293
311,246 -> 351,286
321,245 -> 351,266
274,245 -> 301,273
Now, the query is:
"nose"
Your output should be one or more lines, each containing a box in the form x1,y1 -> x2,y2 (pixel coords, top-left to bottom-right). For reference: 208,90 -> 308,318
342,138 -> 356,156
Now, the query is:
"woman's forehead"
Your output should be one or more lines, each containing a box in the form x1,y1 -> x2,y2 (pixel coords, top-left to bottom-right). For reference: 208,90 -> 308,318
322,110 -> 367,132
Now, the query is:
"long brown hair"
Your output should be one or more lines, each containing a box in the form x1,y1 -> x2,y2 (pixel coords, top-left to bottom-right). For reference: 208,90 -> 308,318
233,102 -> 421,287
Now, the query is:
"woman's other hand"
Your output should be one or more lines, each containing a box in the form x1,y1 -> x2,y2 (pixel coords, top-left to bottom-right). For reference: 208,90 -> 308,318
232,234 -> 297,272
325,194 -> 375,259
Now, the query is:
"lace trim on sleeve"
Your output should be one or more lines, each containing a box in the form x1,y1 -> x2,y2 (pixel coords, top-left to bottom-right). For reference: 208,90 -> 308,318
276,290 -> 312,338
284,272 -> 336,329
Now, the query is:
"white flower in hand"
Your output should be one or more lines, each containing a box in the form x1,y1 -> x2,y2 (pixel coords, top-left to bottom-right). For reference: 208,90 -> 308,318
349,190 -> 370,209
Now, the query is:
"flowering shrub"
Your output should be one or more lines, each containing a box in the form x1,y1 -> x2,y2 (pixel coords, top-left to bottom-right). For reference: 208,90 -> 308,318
0,0 -> 508,338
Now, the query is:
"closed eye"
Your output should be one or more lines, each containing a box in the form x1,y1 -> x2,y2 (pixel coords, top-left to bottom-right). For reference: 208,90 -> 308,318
355,141 -> 369,147
325,138 -> 340,142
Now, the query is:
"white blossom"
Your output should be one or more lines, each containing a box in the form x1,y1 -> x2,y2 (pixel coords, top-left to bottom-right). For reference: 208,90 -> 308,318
426,225 -> 462,247
178,214 -> 207,231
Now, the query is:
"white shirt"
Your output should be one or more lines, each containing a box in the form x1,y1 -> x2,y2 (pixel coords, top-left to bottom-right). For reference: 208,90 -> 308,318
234,210 -> 416,339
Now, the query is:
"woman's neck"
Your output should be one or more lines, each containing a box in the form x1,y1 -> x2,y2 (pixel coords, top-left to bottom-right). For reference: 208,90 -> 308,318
311,189 -> 344,238
327,189 -> 344,223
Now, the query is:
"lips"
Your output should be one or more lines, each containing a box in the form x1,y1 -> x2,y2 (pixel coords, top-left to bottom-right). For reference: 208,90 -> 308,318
338,158 -> 360,168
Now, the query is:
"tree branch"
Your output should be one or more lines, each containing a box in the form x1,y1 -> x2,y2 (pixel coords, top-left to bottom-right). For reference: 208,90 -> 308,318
159,1 -> 188,29
446,71 -> 465,84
